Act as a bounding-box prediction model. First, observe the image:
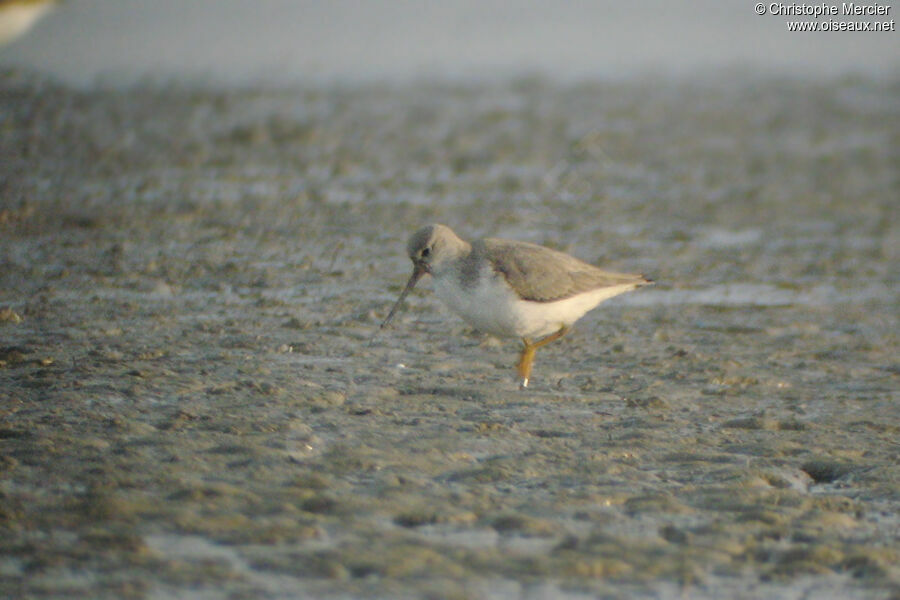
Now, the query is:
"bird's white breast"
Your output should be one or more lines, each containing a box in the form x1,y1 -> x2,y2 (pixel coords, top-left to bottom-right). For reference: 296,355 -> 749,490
431,265 -> 523,338
430,265 -> 638,340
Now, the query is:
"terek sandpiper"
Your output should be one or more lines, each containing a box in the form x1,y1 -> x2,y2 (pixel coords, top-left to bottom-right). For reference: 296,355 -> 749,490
381,224 -> 652,387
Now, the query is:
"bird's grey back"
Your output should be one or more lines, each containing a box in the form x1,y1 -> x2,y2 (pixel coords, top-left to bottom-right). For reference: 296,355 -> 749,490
473,238 -> 649,302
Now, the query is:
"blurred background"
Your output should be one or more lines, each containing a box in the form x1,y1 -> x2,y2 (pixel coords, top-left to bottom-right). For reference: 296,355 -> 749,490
2,0 -> 898,85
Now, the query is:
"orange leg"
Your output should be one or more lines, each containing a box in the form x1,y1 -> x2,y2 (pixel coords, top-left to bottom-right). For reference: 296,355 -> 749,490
516,326 -> 571,388
516,342 -> 536,387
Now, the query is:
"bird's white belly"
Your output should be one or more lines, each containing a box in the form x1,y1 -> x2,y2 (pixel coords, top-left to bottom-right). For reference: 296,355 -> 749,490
431,270 -> 638,340
514,283 -> 639,338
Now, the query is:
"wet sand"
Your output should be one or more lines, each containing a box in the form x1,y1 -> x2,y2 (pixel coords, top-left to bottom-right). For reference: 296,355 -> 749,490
1,70 -> 898,599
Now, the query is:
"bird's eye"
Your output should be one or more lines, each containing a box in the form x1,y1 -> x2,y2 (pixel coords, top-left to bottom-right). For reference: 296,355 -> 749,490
421,247 -> 431,258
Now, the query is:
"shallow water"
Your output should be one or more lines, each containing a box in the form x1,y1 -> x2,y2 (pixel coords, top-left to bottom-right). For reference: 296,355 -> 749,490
1,70 -> 898,599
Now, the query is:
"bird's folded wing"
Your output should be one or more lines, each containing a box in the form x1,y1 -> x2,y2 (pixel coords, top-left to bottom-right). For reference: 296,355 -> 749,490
480,239 -> 648,303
